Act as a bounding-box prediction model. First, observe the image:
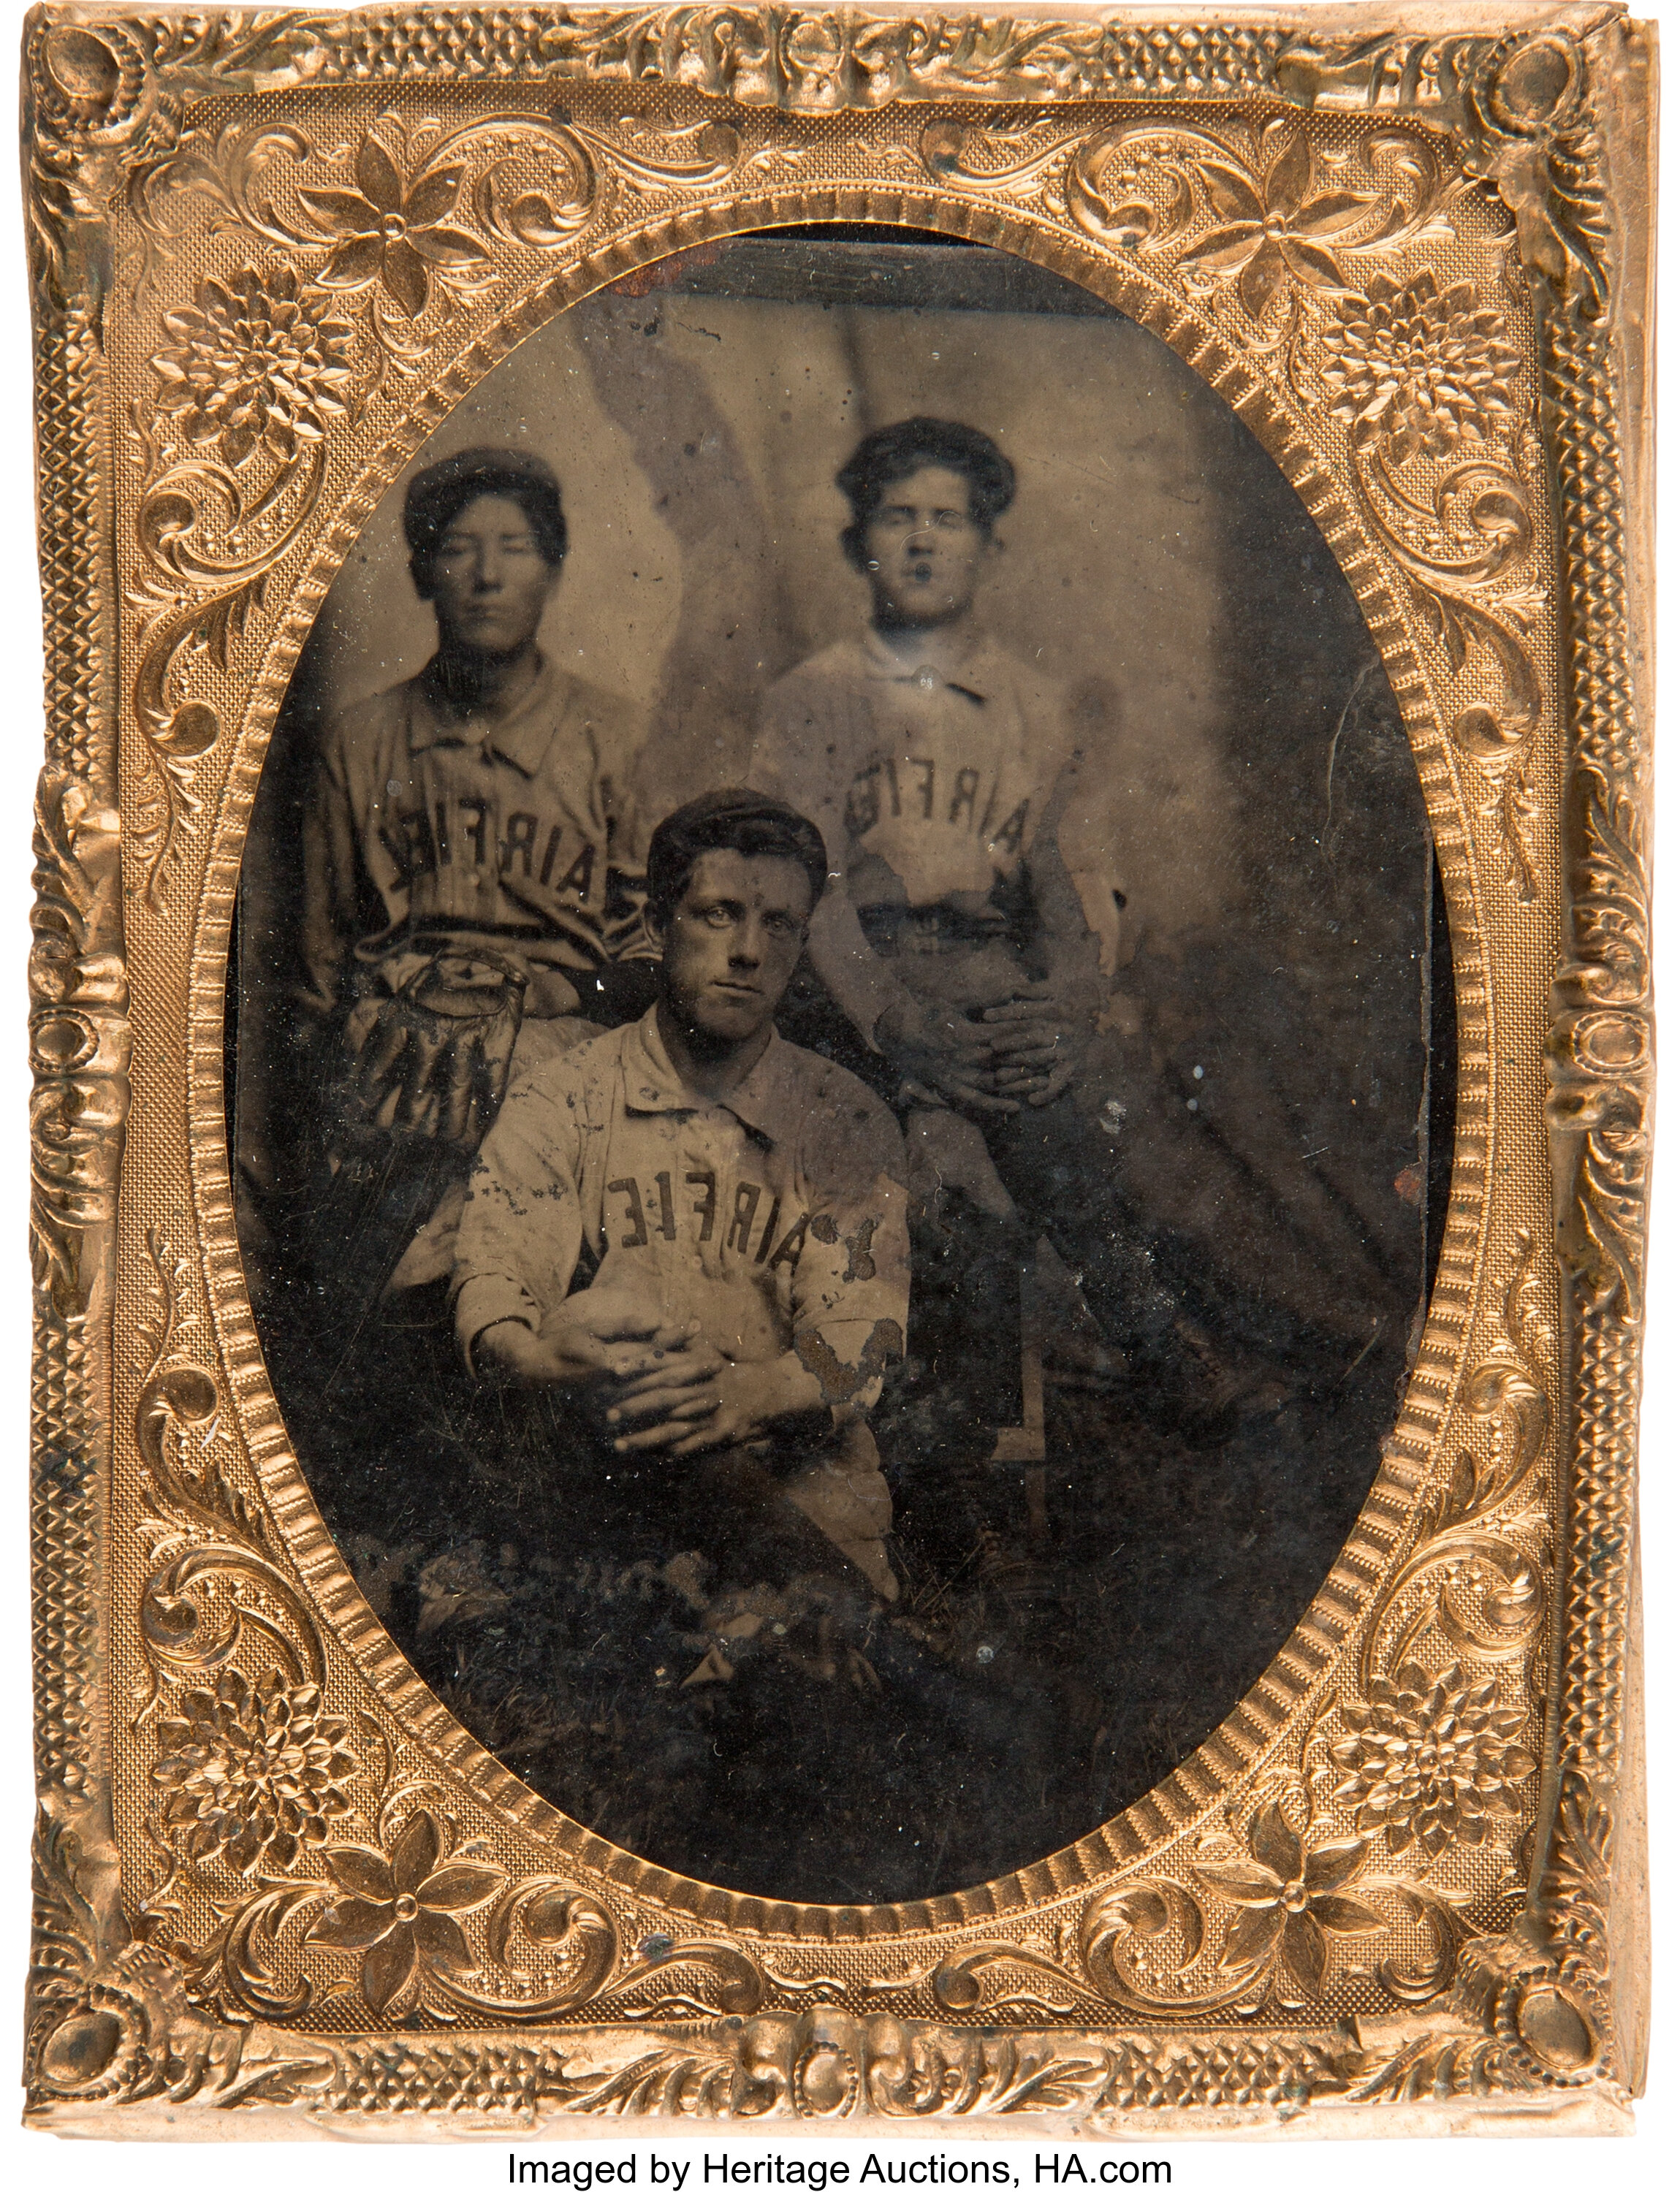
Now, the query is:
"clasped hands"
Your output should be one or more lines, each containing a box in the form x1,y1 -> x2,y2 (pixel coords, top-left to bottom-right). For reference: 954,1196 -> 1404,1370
475,1292 -> 824,1459
877,980 -> 1088,1116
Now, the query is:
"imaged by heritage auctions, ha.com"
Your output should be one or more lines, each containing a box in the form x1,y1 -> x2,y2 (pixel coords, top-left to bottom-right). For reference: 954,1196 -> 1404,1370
18,0 -> 1655,2139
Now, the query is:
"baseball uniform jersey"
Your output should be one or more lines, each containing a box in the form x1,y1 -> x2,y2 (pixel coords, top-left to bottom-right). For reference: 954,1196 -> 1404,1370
452,1010 -> 911,1593
753,628 -> 1084,1037
299,650 -> 652,1032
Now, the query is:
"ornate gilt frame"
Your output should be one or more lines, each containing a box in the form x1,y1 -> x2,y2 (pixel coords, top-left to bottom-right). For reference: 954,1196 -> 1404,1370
22,1 -> 1654,2137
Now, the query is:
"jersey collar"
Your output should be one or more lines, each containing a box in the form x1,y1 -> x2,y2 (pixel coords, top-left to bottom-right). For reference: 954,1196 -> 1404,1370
620,1007 -> 797,1144
406,652 -> 570,776
859,624 -> 995,701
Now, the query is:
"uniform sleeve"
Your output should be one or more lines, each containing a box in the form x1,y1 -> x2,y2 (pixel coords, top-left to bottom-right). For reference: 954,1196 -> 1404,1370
752,671 -> 907,1050
788,1081 -> 911,1412
598,702 -> 657,964
451,1071 -> 586,1366
601,764 -> 655,964
297,716 -> 362,1035
751,671 -> 839,845
1027,745 -> 1105,958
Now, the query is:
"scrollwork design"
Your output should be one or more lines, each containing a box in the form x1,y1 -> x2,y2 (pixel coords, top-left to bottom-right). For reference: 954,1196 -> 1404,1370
848,1778 -> 1466,2031
116,101 -> 753,905
129,1242 -> 348,2006
1038,110 -> 1548,902
427,1876 -> 618,2020
1078,1879 -> 1254,2017
284,113 -> 597,370
599,1940 -> 766,2022
124,1228 -> 785,2035
859,1938 -> 1101,2022
140,1542 -> 326,1693
1358,1230 -> 1553,1690
29,772 -> 127,1316
178,1881 -> 324,2023
127,264 -> 354,902
129,107 -> 742,362
927,1940 -> 1098,2020
860,1895 -> 1231,2027
1065,123 -> 1205,248
428,1857 -> 770,2024
1065,120 -> 1464,300
175,1707 -> 495,2026
1373,1882 -> 1482,2005
921,115 -> 1088,209
135,1231 -> 273,1556
1068,1795 -> 1386,2024
1008,108 -> 1548,907
1315,275 -> 1543,897
1548,764 -> 1649,1319
134,1242 -> 324,1700
1277,23 -> 1610,320
1304,1229 -> 1558,2019
1078,1775 -> 1521,2030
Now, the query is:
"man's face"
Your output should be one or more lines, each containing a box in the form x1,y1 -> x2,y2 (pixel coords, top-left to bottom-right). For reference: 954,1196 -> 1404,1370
860,463 -> 991,628
655,849 -> 813,1049
425,492 -> 559,658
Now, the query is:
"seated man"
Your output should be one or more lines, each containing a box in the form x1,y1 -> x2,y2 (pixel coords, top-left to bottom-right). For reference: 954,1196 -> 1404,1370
453,787 -> 910,1604
438,791 -> 953,1890
753,416 -> 1413,1433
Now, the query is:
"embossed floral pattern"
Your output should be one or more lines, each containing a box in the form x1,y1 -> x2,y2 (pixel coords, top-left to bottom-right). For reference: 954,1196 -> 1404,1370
1180,126 -> 1371,319
1190,1801 -> 1383,2004
1319,268 -> 1522,460
304,1810 -> 503,2015
300,134 -> 487,318
153,267 -> 352,469
151,1667 -> 357,1873
1331,1661 -> 1538,1857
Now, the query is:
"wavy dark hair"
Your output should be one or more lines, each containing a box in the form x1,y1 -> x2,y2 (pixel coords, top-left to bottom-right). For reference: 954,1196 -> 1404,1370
645,789 -> 829,926
836,417 -> 1016,571
403,448 -> 568,595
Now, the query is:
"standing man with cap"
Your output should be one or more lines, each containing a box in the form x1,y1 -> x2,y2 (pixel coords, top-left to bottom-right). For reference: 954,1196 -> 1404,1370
289,448 -> 653,1534
300,446 -> 653,1130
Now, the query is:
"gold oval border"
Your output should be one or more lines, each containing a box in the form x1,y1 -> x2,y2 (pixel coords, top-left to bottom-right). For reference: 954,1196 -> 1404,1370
170,170 -> 1516,1945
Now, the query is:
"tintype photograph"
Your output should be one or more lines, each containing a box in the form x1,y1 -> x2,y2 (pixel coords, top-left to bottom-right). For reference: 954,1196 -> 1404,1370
20,0 -> 1659,2141
235,232 -> 1442,1906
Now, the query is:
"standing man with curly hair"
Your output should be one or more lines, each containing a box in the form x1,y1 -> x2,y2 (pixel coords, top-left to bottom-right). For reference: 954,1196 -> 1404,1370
753,416 -> 1409,1443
